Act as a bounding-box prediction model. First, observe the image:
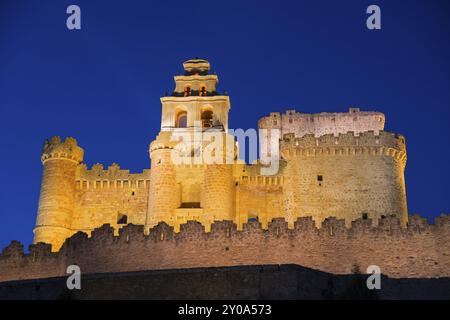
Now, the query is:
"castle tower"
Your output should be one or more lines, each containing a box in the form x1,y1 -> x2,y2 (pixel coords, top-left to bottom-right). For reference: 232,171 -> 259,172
145,58 -> 236,231
201,164 -> 234,227
280,131 -> 408,227
34,136 -> 84,251
146,136 -> 180,228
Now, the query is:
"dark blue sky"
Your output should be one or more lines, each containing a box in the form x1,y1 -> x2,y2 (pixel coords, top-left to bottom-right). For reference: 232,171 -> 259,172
0,0 -> 449,250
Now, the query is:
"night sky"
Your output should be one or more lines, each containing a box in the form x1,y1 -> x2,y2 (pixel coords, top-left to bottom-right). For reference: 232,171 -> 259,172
0,0 -> 449,250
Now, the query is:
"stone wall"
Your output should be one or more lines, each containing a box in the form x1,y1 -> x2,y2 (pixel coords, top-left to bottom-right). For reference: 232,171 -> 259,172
235,176 -> 283,229
73,163 -> 150,235
258,108 -> 385,153
281,131 -> 408,227
2,214 -> 448,283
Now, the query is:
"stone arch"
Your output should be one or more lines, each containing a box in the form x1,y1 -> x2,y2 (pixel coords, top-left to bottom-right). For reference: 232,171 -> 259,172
175,107 -> 188,128
183,85 -> 191,97
199,84 -> 207,96
201,105 -> 214,128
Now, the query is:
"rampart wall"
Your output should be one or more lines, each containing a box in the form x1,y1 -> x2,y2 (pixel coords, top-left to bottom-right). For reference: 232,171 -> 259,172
73,163 -> 150,234
2,214 -> 449,283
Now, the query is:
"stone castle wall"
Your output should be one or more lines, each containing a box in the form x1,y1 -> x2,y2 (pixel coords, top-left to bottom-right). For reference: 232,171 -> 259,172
34,129 -> 410,251
258,108 -> 385,156
1,214 -> 449,283
280,131 -> 408,227
73,163 -> 150,235
235,176 -> 284,229
35,136 -> 151,251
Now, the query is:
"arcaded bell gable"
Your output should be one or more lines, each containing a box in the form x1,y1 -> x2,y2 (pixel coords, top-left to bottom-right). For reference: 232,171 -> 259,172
30,59 -> 411,252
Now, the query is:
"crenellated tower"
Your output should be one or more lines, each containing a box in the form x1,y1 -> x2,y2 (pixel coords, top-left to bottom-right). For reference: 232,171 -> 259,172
280,131 -> 408,227
34,136 -> 84,251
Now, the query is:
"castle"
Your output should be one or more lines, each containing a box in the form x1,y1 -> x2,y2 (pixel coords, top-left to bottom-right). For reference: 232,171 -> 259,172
0,58 -> 449,283
34,58 -> 409,251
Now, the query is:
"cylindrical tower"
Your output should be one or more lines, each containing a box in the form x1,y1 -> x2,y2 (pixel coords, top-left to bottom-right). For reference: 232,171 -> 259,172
146,139 -> 180,230
34,136 -> 84,251
201,130 -> 236,226
280,131 -> 408,227
202,164 -> 234,225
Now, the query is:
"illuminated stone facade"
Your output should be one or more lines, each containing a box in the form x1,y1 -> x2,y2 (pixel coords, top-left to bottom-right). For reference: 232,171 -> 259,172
33,59 -> 408,251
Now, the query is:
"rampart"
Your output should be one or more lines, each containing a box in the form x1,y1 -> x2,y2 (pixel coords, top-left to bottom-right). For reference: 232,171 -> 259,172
258,108 -> 385,156
1,214 -> 448,283
73,163 -> 150,235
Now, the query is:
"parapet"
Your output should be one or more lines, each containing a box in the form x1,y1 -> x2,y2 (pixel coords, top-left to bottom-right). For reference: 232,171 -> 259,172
258,108 -> 385,136
2,213 -> 446,257
238,175 -> 284,186
1,240 -> 24,257
75,163 -> 150,190
280,131 -> 406,161
41,136 -> 84,164
1,213 -> 448,281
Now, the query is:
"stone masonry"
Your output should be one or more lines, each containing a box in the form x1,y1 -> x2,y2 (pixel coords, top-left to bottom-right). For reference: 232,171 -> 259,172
0,214 -> 449,283
1,58 -> 444,282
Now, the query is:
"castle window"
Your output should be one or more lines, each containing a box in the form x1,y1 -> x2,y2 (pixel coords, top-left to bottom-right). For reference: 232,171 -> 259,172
184,86 -> 191,97
117,213 -> 128,225
199,85 -> 207,96
362,213 -> 368,220
179,202 -> 201,208
176,111 -> 188,128
317,175 -> 323,182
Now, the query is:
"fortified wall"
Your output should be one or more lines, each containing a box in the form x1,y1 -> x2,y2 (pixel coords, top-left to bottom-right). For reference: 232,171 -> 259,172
35,136 -> 150,250
280,130 -> 408,227
1,214 -> 449,283
258,107 -> 385,154
28,58 -> 422,277
34,127 -> 410,251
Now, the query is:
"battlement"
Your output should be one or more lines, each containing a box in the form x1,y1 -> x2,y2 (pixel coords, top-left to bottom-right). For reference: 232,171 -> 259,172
238,175 -> 284,186
1,213 -> 448,282
258,108 -> 385,137
75,163 -> 150,190
41,136 -> 84,164
5,214 -> 449,256
280,131 -> 406,162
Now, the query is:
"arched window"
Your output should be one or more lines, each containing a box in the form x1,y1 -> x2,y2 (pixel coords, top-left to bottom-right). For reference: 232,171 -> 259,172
176,111 -> 187,128
199,85 -> 207,96
184,86 -> 191,97
201,109 -> 213,128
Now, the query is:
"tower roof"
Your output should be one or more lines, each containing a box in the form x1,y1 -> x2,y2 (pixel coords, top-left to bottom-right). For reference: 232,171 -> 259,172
183,58 -> 210,75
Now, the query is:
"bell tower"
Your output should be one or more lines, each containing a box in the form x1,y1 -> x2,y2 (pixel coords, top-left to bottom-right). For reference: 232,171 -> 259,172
159,58 -> 231,132
145,59 -> 236,231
